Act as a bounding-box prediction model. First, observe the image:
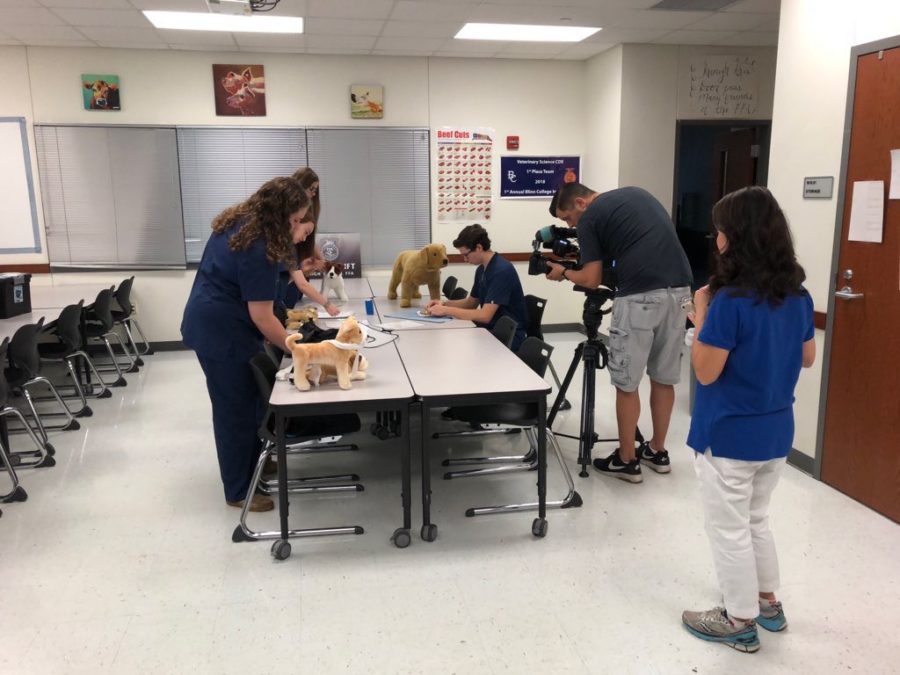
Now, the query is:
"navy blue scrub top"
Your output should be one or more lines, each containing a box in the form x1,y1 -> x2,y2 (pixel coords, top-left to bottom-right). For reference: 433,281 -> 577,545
181,222 -> 279,362
471,253 -> 528,351
276,263 -> 302,308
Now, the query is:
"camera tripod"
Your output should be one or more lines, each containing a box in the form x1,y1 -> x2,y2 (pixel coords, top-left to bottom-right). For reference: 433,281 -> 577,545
547,288 -> 643,477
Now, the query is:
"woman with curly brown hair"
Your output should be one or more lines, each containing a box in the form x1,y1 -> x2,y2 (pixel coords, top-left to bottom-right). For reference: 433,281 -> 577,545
181,176 -> 311,512
274,167 -> 340,317
682,186 -> 816,652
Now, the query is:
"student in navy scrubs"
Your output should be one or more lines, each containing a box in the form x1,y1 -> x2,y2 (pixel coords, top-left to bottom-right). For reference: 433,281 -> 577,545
425,224 -> 528,351
181,176 -> 312,512
275,168 -> 340,317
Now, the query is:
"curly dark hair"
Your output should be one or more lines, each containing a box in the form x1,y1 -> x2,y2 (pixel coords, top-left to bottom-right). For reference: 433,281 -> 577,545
453,224 -> 491,252
292,167 -> 321,225
211,176 -> 309,267
709,186 -> 806,305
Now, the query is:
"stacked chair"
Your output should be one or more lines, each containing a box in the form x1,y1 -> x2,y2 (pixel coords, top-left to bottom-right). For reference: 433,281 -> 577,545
524,295 -> 570,410
111,276 -> 154,364
83,287 -> 139,385
1,335 -> 56,470
441,275 -> 469,301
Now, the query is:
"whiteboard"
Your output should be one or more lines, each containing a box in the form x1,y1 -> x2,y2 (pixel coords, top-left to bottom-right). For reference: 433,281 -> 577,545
0,118 -> 41,253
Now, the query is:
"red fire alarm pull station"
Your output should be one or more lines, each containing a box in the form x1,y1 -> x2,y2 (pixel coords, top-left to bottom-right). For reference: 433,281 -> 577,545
506,135 -> 519,150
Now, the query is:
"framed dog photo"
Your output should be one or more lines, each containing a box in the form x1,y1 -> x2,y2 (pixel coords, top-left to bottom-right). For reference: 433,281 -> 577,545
213,64 -> 266,117
81,74 -> 120,111
350,85 -> 383,119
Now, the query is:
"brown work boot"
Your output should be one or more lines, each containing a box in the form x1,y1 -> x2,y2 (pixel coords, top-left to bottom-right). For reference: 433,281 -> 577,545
226,494 -> 274,512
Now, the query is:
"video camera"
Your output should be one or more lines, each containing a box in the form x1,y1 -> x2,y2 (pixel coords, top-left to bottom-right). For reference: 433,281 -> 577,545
528,225 -> 581,276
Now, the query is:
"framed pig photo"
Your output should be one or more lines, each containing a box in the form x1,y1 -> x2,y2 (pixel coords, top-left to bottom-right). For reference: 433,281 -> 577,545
213,64 -> 266,117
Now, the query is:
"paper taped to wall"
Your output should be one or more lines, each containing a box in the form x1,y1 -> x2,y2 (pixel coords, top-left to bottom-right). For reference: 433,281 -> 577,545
890,149 -> 900,199
848,180 -> 884,243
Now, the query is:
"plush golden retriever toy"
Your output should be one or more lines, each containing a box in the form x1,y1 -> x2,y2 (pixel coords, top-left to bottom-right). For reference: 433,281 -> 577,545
308,354 -> 369,387
388,243 -> 449,308
285,307 -> 318,330
285,316 -> 366,391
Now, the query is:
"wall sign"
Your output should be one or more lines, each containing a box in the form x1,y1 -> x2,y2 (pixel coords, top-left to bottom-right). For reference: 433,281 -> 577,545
803,176 -> 834,199
686,55 -> 759,118
312,233 -> 361,278
499,156 -> 580,198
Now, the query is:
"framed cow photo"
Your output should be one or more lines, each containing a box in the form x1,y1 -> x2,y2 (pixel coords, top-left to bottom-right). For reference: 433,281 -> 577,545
81,74 -> 121,111
212,64 -> 266,117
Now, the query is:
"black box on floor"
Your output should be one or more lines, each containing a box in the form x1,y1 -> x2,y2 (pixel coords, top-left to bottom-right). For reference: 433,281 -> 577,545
0,273 -> 32,319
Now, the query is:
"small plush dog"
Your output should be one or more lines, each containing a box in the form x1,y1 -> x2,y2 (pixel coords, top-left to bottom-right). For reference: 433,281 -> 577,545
284,307 -> 318,330
285,316 -> 366,391
388,243 -> 448,308
308,354 -> 369,387
320,262 -> 349,302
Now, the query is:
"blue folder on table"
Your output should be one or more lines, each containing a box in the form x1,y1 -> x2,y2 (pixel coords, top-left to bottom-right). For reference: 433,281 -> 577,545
382,308 -> 453,323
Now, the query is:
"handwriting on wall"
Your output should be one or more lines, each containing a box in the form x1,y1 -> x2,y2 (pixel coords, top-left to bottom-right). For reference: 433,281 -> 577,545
688,55 -> 759,118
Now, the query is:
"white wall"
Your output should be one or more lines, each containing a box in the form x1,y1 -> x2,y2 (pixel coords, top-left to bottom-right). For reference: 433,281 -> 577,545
767,0 -> 900,460
2,46 -> 588,338
584,46 -> 623,192
617,44 -> 776,214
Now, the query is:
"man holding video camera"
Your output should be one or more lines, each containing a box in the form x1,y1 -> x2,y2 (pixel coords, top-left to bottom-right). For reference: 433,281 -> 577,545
546,183 -> 692,484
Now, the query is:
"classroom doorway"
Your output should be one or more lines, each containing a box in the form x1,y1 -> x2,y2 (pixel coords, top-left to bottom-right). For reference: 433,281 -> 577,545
818,39 -> 900,524
672,121 -> 771,289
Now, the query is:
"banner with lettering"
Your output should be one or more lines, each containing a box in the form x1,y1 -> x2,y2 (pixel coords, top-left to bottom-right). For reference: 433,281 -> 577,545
435,127 -> 494,223
499,156 -> 580,198
308,232 -> 361,278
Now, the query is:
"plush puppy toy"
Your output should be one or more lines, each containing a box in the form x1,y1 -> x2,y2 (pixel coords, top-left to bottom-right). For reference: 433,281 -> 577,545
285,316 -> 366,391
308,354 -> 368,387
284,307 -> 319,330
387,243 -> 449,308
320,262 -> 349,302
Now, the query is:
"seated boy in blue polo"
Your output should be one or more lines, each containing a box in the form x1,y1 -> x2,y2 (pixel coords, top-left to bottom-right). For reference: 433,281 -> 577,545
425,224 -> 527,351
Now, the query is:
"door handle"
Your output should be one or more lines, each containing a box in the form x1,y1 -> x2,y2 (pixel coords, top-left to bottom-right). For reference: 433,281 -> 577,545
835,286 -> 864,300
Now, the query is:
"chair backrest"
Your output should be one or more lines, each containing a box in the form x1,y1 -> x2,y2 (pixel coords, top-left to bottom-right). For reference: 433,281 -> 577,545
248,352 -> 277,433
0,338 -> 9,406
524,295 -> 547,340
263,341 -> 283,367
489,315 -> 518,350
9,318 -> 45,379
449,286 -> 468,301
442,275 -> 458,299
114,276 -> 135,317
516,336 -> 553,378
89,287 -> 116,330
54,301 -> 85,351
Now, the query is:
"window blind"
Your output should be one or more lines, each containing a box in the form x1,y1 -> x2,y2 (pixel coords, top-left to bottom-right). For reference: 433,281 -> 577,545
33,125 -> 185,267
306,128 -> 431,266
177,127 -> 307,262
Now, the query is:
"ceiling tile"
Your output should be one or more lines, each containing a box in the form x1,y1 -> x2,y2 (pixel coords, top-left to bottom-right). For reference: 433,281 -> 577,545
389,1 -> 476,22
754,18 -> 779,32
3,23 -> 86,39
127,0 -> 208,9
50,8 -> 151,27
305,18 -> 385,36
1,7 -> 66,24
380,20 -> 460,38
232,32 -> 306,48
166,43 -> 238,52
685,10 -> 772,30
722,0 -> 780,12
712,30 -> 778,46
372,49 -> 432,57
306,0 -> 394,20
433,51 -> 502,59
468,3 -> 628,26
42,0 -> 132,7
610,8 -> 713,30
374,36 -> 446,51
0,34 -> 23,44
267,0 -> 307,16
17,38 -> 94,46
653,29 -> 740,44
584,26 -> 669,43
436,38 -> 505,55
78,25 -> 165,44
554,42 -> 617,60
305,34 -> 377,49
495,41 -> 570,56
0,0 -> 39,7
306,47 -> 372,54
157,29 -> 238,45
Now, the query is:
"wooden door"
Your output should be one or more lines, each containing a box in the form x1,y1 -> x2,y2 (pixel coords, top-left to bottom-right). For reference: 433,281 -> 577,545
821,46 -> 900,523
713,127 -> 758,200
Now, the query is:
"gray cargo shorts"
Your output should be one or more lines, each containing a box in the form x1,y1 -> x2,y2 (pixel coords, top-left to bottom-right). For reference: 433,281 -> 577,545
606,286 -> 691,393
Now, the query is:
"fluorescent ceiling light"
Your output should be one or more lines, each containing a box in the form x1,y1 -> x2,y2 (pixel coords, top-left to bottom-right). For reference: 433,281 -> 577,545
455,23 -> 600,42
143,10 -> 303,33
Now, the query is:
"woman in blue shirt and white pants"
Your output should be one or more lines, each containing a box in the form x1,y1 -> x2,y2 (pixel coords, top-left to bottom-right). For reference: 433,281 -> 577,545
181,176 -> 312,513
682,186 -> 816,653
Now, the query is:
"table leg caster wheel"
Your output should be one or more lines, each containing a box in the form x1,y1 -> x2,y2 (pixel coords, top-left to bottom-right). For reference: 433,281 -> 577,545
420,524 -> 437,542
271,539 -> 291,560
392,528 -> 411,548
532,518 -> 548,538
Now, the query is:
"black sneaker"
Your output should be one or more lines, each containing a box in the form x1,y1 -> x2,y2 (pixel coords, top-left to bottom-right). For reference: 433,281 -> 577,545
638,441 -> 671,474
593,449 -> 643,483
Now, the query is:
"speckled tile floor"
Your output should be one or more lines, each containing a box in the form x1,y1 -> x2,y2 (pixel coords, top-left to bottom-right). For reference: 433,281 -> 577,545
1,335 -> 898,674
